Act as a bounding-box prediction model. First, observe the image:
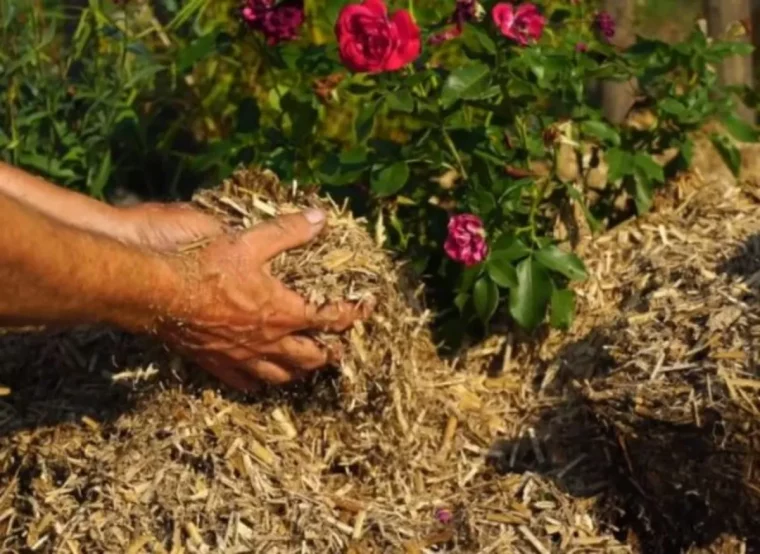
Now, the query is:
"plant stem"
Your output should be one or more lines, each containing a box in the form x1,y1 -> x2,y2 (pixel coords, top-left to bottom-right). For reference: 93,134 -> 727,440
441,127 -> 467,179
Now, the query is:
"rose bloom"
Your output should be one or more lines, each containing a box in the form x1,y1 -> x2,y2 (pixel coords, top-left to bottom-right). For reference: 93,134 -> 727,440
444,214 -> 488,267
241,0 -> 304,45
261,4 -> 304,44
594,11 -> 616,41
491,2 -> 546,46
335,0 -> 421,73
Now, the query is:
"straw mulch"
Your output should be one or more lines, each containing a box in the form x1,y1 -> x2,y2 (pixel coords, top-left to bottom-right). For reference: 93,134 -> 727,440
494,170 -> 760,554
0,164 -> 758,553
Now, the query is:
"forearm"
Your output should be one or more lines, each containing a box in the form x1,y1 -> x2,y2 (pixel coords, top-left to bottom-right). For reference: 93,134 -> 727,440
0,193 -> 180,333
0,161 -> 122,239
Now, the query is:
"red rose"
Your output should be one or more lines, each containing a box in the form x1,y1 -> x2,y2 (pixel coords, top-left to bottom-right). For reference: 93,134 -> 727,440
335,0 -> 421,73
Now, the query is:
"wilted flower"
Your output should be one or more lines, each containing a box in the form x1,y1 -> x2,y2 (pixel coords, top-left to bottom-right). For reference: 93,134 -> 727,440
428,0 -> 485,45
241,0 -> 304,45
594,11 -> 615,41
444,214 -> 488,266
492,2 -> 546,46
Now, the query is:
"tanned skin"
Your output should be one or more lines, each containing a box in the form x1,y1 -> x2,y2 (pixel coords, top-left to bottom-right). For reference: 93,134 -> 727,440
0,162 -> 371,390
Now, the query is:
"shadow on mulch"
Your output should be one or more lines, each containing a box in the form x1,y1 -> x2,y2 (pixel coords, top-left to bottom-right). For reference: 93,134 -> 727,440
717,232 -> 760,292
487,387 -> 760,553
484,234 -> 760,554
0,327 -> 169,440
0,326 -> 345,441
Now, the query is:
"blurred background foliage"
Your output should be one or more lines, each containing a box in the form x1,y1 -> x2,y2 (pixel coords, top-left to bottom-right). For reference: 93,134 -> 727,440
0,0 -> 701,204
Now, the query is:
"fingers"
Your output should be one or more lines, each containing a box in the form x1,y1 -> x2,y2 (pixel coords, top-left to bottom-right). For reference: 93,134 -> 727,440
199,360 -> 262,393
247,359 -> 301,385
245,209 -> 327,261
270,283 -> 375,335
200,355 -> 306,389
259,335 -> 341,370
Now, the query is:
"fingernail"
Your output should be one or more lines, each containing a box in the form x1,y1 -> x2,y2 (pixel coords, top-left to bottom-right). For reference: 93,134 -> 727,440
305,209 -> 325,225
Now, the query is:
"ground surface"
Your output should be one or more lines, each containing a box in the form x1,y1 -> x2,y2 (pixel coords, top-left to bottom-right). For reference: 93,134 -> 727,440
1,157 -> 760,553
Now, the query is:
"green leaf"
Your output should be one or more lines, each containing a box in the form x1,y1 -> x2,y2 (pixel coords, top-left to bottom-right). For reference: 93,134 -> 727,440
340,145 -> 368,165
710,133 -> 741,177
177,31 -> 218,72
708,40 -> 754,59
88,149 -> 111,198
473,276 -> 499,323
491,234 -> 531,262
633,173 -> 654,214
509,257 -> 551,331
680,138 -> 695,166
386,89 -> 414,113
720,113 -> 760,143
658,98 -> 688,119
454,292 -> 470,313
370,161 -> 410,197
487,256 -> 517,289
17,152 -> 77,182
535,245 -> 588,281
355,99 -> 379,142
461,24 -> 497,55
606,147 -> 633,182
634,153 -> 664,183
580,120 -> 621,146
440,62 -> 491,109
550,288 -> 576,330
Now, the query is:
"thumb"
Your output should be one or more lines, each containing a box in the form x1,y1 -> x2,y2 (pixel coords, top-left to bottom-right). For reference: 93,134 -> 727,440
249,208 -> 326,260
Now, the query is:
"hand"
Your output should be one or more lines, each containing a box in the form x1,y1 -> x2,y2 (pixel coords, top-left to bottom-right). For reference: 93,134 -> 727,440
156,208 -> 373,391
117,202 -> 224,251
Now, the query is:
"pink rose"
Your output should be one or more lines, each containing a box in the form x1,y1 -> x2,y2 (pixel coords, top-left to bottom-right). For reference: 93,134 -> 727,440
492,2 -> 545,46
444,214 -> 488,267
335,0 -> 421,73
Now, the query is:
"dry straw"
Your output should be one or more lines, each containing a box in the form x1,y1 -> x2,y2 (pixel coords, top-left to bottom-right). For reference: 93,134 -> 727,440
0,165 -> 758,553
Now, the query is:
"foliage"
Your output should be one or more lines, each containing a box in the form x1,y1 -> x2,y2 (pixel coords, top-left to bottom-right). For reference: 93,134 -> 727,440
1,0 -> 758,344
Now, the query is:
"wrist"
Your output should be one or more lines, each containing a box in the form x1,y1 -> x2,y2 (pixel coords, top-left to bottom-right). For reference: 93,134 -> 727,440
106,252 -> 188,334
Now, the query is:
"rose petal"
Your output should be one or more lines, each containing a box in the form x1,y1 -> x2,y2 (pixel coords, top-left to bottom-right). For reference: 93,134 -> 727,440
491,3 -> 514,28
387,9 -> 421,69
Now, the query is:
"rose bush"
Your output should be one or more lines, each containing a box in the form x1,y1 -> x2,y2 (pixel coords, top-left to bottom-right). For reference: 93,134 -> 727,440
4,0 -> 757,346
229,0 -> 756,344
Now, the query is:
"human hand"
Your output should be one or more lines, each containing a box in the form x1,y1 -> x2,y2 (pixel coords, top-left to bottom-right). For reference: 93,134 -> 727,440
117,202 -> 224,251
155,208 -> 372,391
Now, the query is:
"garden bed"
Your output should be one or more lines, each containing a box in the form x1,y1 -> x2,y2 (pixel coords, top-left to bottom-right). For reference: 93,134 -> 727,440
1,164 -> 759,553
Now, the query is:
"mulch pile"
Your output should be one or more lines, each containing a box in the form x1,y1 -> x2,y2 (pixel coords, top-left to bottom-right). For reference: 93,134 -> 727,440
0,165 -> 758,553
